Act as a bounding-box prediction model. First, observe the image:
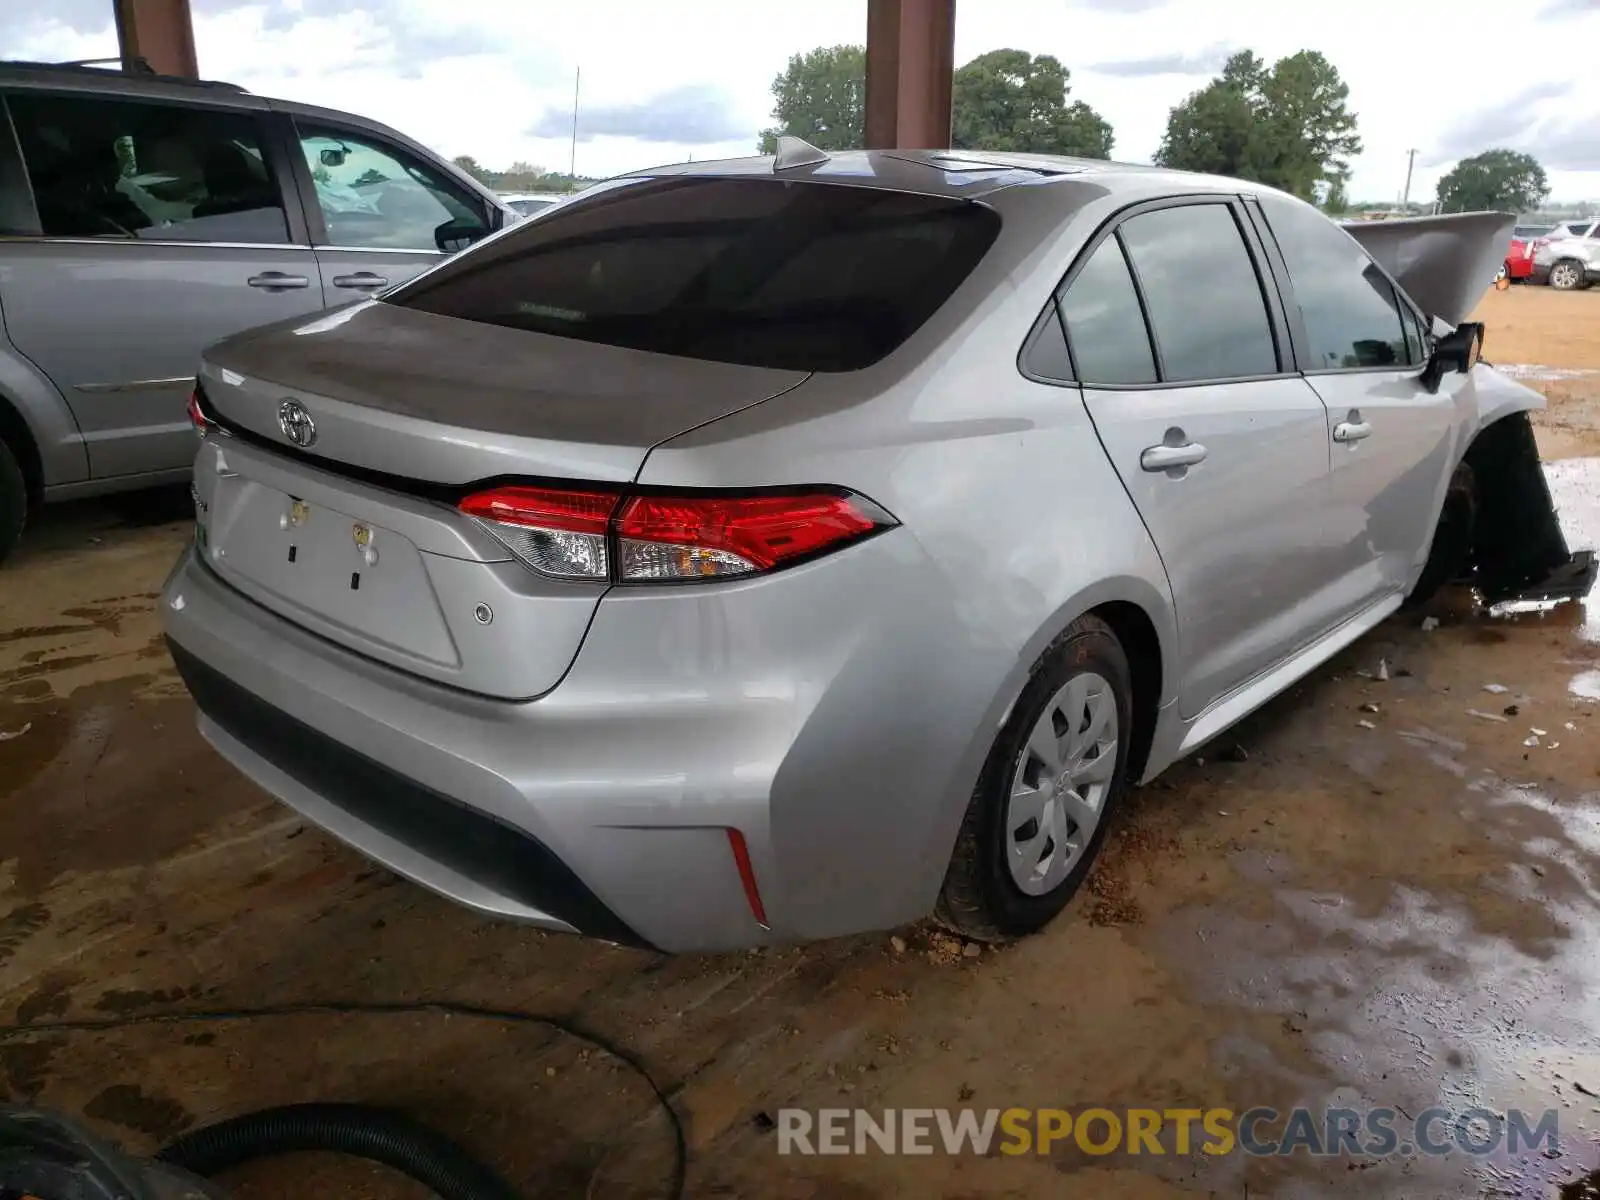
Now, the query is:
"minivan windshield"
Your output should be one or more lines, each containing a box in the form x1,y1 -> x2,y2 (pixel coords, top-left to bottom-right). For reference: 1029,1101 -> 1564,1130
390,176 -> 1001,372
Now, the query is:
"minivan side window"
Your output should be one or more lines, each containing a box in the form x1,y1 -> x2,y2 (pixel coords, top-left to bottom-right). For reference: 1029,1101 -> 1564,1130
1258,193 -> 1412,372
1056,237 -> 1157,385
8,92 -> 290,244
1116,203 -> 1279,383
297,125 -> 488,252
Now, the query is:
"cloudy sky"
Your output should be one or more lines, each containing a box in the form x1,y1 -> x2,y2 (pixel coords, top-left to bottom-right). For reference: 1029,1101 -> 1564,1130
5,0 -> 1598,204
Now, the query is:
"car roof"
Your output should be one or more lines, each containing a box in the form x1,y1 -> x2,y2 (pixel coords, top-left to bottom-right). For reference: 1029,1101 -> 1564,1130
628,147 -> 1257,201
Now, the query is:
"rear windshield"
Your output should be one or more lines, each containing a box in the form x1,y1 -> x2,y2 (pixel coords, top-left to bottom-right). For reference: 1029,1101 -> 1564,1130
390,176 -> 1001,372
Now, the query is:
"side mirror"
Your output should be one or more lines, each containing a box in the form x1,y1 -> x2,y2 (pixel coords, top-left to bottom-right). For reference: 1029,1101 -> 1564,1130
318,147 -> 347,168
433,218 -> 483,254
1419,321 -> 1484,394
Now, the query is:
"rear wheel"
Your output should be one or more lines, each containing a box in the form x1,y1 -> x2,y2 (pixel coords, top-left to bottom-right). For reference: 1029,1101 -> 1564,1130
936,615 -> 1133,942
1549,259 -> 1586,291
0,438 -> 26,567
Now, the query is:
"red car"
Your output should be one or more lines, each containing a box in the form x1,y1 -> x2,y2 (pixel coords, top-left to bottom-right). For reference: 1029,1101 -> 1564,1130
1501,225 -> 1553,282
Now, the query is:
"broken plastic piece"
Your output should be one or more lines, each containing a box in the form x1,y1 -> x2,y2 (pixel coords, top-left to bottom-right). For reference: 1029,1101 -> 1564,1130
1357,719 -> 1377,729
1483,683 -> 1509,694
1467,709 -> 1509,723
1421,617 -> 1441,631
1524,735 -> 1540,747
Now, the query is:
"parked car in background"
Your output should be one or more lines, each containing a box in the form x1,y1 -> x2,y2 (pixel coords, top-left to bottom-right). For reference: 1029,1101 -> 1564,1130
163,144 -> 1591,952
499,192 -> 569,218
0,59 -> 513,564
1501,224 -> 1554,282
1529,218 -> 1600,290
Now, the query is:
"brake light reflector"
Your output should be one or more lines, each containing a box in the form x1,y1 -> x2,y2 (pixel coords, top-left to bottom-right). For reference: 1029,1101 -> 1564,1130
460,486 -> 620,580
615,491 -> 885,581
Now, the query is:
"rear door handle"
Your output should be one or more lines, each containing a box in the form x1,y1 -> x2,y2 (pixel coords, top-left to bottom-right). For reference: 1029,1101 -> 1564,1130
332,272 -> 390,291
247,271 -> 311,291
1140,442 -> 1208,472
1334,421 -> 1372,443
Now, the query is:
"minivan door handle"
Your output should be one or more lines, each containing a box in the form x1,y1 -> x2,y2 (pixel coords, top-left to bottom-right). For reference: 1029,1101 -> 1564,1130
332,272 -> 390,291
246,271 -> 311,291
1139,442 -> 1208,473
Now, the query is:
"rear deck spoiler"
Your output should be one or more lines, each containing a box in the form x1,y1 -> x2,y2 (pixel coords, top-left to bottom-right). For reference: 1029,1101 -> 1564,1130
1342,211 -> 1516,327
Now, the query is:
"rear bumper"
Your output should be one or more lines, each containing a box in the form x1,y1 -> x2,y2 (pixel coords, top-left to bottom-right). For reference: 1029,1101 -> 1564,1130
162,526 -> 997,952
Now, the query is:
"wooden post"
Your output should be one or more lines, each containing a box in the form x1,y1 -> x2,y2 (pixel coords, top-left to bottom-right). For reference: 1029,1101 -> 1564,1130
112,0 -> 199,79
864,0 -> 956,150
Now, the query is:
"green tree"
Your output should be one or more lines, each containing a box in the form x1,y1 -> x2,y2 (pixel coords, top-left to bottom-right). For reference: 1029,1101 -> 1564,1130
1435,149 -> 1549,214
1155,50 -> 1361,199
1321,174 -> 1350,215
451,154 -> 489,182
757,44 -> 1113,158
951,49 -> 1112,158
758,45 -> 866,154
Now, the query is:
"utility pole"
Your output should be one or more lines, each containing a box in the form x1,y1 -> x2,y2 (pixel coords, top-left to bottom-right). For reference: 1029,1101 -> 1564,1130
568,66 -> 580,184
1402,148 -> 1418,209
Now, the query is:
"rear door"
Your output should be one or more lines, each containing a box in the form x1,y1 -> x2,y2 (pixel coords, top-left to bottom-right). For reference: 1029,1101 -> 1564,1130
0,88 -> 324,479
285,118 -> 493,306
1251,192 -> 1461,605
1061,197 -> 1341,718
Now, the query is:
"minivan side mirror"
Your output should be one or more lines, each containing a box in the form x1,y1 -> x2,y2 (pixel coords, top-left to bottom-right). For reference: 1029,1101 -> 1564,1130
1419,321 -> 1484,394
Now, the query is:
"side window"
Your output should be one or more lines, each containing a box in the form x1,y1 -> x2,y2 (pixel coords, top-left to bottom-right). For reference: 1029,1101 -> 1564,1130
1117,203 -> 1278,382
1565,222 -> 1590,237
298,125 -> 487,251
1257,193 -> 1409,371
1399,300 -> 1429,367
1056,236 -> 1157,385
7,92 -> 289,243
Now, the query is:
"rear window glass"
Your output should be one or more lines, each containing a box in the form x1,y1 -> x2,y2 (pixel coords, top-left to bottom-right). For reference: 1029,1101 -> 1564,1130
391,177 -> 1001,372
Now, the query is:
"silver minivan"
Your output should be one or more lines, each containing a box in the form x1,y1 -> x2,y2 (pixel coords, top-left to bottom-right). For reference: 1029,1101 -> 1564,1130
0,59 -> 512,561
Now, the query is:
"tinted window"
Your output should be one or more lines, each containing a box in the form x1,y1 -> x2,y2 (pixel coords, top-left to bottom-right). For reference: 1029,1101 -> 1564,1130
1258,194 -> 1409,371
1057,237 -> 1156,385
9,93 -> 288,243
509,198 -> 554,215
1022,305 -> 1072,381
1399,301 -> 1429,367
298,125 -> 487,251
1118,204 -> 1278,382
1565,222 -> 1590,236
393,177 -> 1001,372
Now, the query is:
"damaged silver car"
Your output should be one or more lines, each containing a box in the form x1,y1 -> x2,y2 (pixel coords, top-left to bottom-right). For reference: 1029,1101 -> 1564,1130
162,143 -> 1595,952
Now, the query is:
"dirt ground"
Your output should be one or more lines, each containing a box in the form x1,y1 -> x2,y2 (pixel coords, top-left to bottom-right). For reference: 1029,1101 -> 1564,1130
2,285 -> 1599,1199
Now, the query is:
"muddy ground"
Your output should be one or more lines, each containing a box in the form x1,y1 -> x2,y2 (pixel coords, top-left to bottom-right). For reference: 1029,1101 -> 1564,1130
1,285 -> 1598,1198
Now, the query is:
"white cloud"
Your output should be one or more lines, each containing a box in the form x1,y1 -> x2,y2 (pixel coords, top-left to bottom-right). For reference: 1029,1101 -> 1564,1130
6,0 -> 1599,203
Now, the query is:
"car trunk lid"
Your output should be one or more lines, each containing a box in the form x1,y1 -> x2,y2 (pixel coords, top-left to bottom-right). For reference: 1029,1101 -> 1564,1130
192,301 -> 808,698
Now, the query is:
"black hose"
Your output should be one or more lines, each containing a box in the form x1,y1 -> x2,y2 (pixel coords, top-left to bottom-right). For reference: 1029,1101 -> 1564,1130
158,1102 -> 520,1200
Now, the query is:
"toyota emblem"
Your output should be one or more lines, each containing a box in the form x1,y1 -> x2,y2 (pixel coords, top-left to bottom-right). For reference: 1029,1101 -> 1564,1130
277,399 -> 317,448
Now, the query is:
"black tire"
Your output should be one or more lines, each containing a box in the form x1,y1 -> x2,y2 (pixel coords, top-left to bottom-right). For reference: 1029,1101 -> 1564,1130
935,614 -> 1134,942
0,438 -> 26,567
1549,258 -> 1586,291
1406,462 -> 1476,609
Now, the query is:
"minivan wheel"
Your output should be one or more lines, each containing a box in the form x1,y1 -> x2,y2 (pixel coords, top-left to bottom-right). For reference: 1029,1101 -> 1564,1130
935,615 -> 1133,943
1549,259 -> 1585,291
0,438 -> 25,567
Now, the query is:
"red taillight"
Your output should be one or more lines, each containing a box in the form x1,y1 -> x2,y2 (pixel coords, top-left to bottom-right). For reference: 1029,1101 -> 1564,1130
187,388 -> 212,437
457,485 -> 892,583
459,485 -> 620,581
615,491 -> 881,580
726,828 -> 769,928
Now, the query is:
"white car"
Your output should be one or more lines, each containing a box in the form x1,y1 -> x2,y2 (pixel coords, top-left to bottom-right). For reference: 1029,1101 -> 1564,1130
499,192 -> 569,219
1531,219 -> 1599,290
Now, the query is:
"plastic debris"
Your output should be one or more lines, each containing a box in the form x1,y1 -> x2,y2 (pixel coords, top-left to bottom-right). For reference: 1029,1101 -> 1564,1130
1357,719 -> 1377,729
1421,617 -> 1440,631
1524,735 -> 1540,747
1377,659 -> 1390,681
1566,722 -> 1578,731
1483,684 -> 1509,694
1467,709 -> 1509,723
1359,702 -> 1381,713
0,723 -> 29,743
1531,728 -> 1548,737
1549,742 -> 1561,750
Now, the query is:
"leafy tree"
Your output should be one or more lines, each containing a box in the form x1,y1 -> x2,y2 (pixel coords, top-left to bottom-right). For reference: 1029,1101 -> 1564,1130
1320,174 -> 1350,215
1435,149 -> 1549,214
757,44 -> 1113,158
952,49 -> 1112,158
1155,50 -> 1361,199
758,45 -> 866,154
451,154 -> 489,182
